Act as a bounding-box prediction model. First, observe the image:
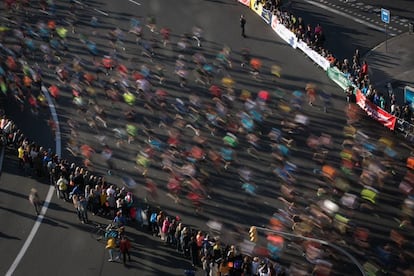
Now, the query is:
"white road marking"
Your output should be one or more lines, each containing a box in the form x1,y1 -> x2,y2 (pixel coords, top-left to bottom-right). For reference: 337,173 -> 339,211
93,8 -> 108,16
73,0 -> 85,5
42,86 -> 61,159
6,187 -> 55,276
6,86 -> 61,276
304,0 -> 389,33
128,0 -> 141,5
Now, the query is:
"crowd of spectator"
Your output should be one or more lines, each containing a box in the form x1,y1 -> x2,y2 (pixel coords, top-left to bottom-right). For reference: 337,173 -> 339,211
142,208 -> 292,276
271,2 -> 414,134
1,113 -> 295,275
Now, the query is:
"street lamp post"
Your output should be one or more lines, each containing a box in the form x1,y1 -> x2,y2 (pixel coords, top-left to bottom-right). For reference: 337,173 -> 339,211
254,226 -> 367,276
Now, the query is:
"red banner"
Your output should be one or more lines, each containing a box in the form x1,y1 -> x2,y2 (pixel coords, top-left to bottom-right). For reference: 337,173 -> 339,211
238,0 -> 250,7
356,89 -> 397,130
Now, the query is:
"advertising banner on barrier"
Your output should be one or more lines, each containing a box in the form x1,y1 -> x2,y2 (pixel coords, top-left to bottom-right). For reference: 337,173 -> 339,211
238,0 -> 250,7
327,67 -> 353,90
356,90 -> 397,130
404,86 -> 414,111
250,0 -> 263,17
261,8 -> 272,24
271,15 -> 297,48
271,14 -> 278,31
296,40 -> 330,71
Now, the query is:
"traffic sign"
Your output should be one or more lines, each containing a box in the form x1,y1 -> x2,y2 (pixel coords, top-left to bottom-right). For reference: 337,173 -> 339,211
381,8 -> 390,24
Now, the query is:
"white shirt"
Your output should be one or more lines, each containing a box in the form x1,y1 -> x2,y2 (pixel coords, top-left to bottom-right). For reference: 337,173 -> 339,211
106,187 -> 115,197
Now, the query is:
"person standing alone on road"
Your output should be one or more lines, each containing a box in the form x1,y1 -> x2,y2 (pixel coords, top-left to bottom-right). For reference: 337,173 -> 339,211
240,15 -> 246,38
29,188 -> 41,215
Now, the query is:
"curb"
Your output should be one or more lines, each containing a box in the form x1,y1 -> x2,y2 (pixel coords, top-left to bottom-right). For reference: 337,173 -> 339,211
362,31 -> 411,60
363,32 -> 413,90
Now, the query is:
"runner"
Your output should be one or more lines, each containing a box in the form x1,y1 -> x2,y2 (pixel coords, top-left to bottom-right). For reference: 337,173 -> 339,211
28,188 -> 41,215
306,83 -> 317,106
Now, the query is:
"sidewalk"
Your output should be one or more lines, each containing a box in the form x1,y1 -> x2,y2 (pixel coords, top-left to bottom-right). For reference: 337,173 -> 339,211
364,32 -> 414,104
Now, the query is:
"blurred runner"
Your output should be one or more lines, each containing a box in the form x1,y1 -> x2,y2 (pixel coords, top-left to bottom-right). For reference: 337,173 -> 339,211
29,188 -> 41,215
192,26 -> 203,47
306,83 -> 317,106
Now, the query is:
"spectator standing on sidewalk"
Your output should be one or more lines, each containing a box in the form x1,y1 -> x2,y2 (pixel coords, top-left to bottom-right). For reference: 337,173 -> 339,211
118,236 -> 132,265
28,188 -> 41,215
57,175 -> 69,201
78,195 -> 88,223
18,144 -> 25,168
240,15 -> 246,38
360,60 -> 368,78
106,237 -> 119,262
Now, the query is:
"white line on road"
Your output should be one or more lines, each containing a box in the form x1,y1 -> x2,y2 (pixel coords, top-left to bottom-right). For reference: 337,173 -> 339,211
93,8 -> 109,16
304,0 -> 393,34
42,87 -> 61,158
6,187 -> 55,276
128,0 -> 141,5
6,86 -> 61,276
73,0 -> 86,6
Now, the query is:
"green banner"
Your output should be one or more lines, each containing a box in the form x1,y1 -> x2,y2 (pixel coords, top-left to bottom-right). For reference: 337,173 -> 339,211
327,66 -> 353,91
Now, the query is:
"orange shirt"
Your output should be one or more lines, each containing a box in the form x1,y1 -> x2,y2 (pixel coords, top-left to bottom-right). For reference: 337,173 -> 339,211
23,76 -> 32,87
407,157 -> 414,170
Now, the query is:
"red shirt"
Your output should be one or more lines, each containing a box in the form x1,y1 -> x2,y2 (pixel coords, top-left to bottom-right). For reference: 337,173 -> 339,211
119,239 -> 131,253
361,63 -> 368,75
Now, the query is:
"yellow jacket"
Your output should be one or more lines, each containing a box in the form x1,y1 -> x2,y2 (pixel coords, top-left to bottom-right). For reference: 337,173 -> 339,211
18,147 -> 25,159
106,238 -> 116,249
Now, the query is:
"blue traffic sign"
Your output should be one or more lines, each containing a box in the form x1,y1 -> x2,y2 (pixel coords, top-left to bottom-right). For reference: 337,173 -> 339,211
381,8 -> 390,24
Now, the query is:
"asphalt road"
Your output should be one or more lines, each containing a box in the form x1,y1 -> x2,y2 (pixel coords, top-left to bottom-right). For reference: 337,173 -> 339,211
288,0 -> 414,60
0,0 -> 412,276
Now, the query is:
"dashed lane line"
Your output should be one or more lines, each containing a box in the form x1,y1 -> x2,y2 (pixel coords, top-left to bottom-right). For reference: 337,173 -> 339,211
304,0 -> 396,36
128,0 -> 141,5
93,8 -> 109,16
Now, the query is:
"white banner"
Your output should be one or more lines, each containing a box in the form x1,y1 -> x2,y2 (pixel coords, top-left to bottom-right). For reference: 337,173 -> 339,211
271,15 -> 297,48
296,40 -> 330,71
271,15 -> 278,31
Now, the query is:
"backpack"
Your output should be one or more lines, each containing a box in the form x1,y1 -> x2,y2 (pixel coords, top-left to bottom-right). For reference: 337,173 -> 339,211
150,213 -> 157,223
